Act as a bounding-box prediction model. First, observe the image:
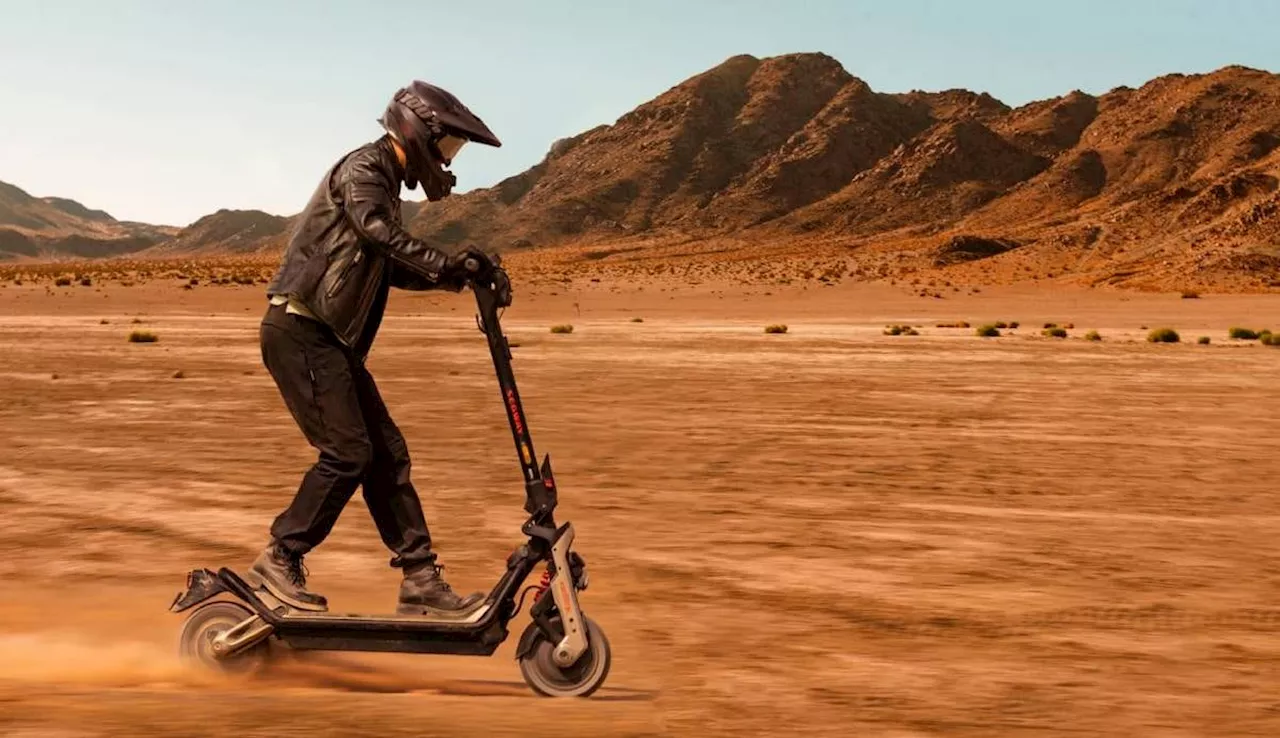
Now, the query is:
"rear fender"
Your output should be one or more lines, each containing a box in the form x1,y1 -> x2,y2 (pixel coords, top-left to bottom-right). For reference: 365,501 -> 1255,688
169,568 -> 229,613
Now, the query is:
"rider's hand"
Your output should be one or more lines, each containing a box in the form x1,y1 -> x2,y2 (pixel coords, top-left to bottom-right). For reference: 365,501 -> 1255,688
443,247 -> 508,305
447,247 -> 500,277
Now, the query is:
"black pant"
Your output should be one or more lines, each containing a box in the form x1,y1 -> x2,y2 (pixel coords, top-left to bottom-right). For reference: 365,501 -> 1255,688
260,303 -> 433,569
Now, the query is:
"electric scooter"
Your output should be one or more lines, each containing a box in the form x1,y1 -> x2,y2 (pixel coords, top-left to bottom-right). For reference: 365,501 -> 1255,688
170,257 -> 611,698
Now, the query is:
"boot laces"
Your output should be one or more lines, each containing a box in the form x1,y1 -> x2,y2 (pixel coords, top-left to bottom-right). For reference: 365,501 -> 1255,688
407,562 -> 455,594
284,553 -> 309,588
431,564 -> 455,593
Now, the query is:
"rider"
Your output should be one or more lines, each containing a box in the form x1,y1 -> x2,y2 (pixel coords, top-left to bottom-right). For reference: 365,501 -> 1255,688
250,81 -> 501,615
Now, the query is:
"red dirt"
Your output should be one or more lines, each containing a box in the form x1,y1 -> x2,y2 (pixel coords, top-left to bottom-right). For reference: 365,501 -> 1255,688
0,279 -> 1278,736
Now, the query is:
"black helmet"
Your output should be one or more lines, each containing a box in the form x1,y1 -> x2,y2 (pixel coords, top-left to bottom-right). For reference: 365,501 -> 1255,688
378,81 -> 502,200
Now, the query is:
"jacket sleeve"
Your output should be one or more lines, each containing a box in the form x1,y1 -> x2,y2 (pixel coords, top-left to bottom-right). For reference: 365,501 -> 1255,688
389,261 -> 464,292
338,156 -> 450,281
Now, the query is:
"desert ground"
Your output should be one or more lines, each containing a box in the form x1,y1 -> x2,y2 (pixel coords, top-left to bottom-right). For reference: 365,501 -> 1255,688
1,273 -> 1279,737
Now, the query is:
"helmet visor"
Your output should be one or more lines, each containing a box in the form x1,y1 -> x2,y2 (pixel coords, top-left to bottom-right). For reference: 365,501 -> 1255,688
432,134 -> 468,165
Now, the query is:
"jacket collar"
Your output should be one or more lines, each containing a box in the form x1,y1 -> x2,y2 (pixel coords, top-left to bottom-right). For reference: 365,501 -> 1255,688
379,135 -> 406,184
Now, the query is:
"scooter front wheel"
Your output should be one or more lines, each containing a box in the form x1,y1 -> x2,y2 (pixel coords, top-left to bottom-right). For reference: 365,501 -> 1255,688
518,616 -> 611,697
178,601 -> 271,676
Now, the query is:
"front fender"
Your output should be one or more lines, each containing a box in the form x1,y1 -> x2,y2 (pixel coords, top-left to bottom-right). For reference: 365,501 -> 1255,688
514,619 -> 546,661
169,568 -> 229,613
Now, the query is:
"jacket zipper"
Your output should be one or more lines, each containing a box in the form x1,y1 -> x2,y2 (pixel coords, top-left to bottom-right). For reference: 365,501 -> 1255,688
349,257 -> 385,359
326,249 -> 362,298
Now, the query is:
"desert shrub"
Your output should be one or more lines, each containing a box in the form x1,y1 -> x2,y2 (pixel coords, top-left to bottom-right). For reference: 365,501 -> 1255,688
994,321 -> 1009,329
128,331 -> 159,343
79,277 -> 91,286
1261,333 -> 1280,346
764,324 -> 788,334
55,277 -> 71,287
172,370 -> 185,379
1084,330 -> 1102,341
883,324 -> 919,336
630,317 -> 644,323
1008,321 -> 1020,329
1181,290 -> 1201,299
1229,327 -> 1260,340
1043,327 -> 1068,338
1198,336 -> 1211,345
1064,323 -> 1075,329
975,324 -> 1001,337
936,321 -> 970,328
550,324 -> 573,334
1043,322 -> 1057,329
1147,328 -> 1180,343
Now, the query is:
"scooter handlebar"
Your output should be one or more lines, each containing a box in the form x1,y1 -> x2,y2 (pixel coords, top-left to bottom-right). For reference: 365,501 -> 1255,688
459,248 -> 501,276
465,264 -> 513,309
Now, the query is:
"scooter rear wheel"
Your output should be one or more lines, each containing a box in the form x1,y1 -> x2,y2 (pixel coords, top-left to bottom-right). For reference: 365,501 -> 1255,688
178,601 -> 270,676
518,616 -> 611,697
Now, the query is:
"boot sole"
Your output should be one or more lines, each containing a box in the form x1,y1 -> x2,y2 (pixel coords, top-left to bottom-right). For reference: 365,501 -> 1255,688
245,569 -> 329,612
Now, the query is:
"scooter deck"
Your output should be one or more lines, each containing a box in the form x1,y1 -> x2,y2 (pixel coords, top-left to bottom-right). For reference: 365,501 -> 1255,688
279,605 -> 494,625
215,570 -> 513,656
222,569 -> 505,630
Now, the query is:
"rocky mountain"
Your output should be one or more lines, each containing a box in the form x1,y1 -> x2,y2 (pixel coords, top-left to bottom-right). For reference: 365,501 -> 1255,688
406,52 -> 1066,246
402,54 -> 1280,289
8,53 -> 1280,290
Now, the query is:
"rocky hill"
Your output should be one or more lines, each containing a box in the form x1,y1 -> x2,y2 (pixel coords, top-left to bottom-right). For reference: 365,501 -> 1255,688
0,179 -> 424,261
142,209 -> 292,255
0,180 -> 177,259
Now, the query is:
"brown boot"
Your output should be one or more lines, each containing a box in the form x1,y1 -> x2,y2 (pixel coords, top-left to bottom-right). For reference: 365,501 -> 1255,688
397,561 -> 484,615
246,542 -> 328,612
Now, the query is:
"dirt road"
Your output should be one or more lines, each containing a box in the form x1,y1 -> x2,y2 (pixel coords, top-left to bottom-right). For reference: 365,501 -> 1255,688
1,281 -> 1278,736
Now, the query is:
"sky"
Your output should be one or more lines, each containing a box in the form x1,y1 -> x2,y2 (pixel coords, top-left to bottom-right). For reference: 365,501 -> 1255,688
2,0 -> 1278,227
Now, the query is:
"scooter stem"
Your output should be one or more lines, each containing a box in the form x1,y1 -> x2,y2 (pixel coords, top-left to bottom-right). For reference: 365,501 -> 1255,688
471,270 -> 559,523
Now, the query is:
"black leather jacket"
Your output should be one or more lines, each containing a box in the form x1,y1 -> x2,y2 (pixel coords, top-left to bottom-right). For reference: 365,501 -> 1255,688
266,136 -> 456,358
